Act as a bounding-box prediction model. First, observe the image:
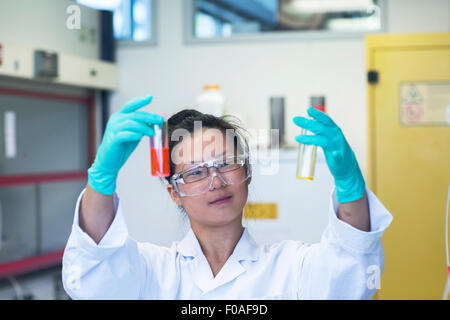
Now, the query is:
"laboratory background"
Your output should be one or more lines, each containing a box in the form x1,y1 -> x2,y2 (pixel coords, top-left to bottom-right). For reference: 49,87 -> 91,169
0,0 -> 449,300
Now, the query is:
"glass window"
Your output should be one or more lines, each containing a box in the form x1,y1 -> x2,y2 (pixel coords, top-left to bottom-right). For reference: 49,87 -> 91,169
189,0 -> 383,40
77,0 -> 154,43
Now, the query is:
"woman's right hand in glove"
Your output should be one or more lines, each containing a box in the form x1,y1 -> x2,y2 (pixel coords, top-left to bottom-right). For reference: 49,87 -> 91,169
88,95 -> 164,195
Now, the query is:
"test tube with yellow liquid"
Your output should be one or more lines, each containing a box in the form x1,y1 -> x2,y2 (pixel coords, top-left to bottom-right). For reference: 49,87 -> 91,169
296,96 -> 326,180
296,128 -> 317,180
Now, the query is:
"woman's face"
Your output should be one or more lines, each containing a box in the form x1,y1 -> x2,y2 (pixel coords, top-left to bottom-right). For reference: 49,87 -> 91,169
166,128 -> 251,228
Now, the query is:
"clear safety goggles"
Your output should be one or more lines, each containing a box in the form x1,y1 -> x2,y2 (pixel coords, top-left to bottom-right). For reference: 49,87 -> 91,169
170,155 -> 252,197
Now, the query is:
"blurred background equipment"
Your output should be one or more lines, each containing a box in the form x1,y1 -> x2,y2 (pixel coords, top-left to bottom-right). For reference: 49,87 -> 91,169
0,0 -> 118,299
196,84 -> 226,117
270,96 -> 285,148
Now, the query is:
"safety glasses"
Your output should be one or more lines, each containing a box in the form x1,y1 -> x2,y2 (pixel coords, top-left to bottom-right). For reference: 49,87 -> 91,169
170,155 -> 251,197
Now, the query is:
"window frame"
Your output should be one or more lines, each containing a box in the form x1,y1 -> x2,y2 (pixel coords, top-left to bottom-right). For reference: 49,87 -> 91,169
183,0 -> 387,45
115,0 -> 157,47
76,0 -> 157,46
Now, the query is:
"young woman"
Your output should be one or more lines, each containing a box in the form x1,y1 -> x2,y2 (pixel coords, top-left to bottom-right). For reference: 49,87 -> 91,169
62,95 -> 392,299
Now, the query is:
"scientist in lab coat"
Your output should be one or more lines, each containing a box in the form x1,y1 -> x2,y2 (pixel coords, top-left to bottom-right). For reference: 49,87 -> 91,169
62,95 -> 393,299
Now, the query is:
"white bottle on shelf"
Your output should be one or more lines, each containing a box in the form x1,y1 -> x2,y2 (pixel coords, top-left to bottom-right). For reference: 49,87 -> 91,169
196,84 -> 226,117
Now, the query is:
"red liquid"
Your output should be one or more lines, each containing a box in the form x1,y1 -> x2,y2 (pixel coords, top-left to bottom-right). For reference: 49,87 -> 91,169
150,147 -> 170,177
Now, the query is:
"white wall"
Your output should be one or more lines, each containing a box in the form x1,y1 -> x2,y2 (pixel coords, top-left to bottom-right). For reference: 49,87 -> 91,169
387,0 -> 450,33
112,0 -> 450,245
0,0 -> 100,59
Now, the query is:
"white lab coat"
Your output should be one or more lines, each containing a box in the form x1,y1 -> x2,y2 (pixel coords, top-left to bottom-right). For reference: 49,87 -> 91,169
62,186 -> 392,300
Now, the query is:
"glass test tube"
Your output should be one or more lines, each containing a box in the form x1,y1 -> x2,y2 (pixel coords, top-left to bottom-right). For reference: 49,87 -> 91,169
150,114 -> 170,177
296,96 -> 326,180
296,128 -> 317,180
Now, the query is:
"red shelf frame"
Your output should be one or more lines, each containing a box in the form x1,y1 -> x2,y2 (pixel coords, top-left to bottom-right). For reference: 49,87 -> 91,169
0,171 -> 88,187
0,249 -> 65,279
0,86 -> 95,279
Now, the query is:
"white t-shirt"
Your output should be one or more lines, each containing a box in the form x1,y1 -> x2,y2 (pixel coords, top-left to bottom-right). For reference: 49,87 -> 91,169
62,186 -> 393,299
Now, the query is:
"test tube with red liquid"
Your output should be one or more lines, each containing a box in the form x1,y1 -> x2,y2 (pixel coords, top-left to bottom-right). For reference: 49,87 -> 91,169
150,113 -> 170,177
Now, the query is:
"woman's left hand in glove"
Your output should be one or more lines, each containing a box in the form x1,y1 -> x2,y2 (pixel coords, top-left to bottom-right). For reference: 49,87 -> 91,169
293,107 -> 366,203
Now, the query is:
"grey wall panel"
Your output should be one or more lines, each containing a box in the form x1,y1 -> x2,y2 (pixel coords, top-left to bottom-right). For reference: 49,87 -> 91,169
0,95 -> 89,175
0,185 -> 38,263
39,180 -> 86,253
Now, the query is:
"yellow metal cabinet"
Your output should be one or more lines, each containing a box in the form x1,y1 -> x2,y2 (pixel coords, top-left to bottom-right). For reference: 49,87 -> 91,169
366,33 -> 450,299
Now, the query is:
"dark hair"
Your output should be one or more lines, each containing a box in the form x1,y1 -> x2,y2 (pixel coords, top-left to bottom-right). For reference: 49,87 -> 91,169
164,109 -> 250,184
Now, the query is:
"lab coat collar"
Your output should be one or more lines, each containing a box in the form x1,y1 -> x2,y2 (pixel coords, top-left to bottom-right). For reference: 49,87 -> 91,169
176,227 -> 260,294
176,227 -> 259,262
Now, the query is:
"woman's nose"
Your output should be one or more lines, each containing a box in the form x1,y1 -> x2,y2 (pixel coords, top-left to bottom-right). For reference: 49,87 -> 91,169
208,172 -> 227,190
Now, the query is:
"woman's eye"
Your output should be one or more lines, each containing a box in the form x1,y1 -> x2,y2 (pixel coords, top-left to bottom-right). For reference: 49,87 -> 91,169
188,169 -> 203,176
221,158 -> 236,167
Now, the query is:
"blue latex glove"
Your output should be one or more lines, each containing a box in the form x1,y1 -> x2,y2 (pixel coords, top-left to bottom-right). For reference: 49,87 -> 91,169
88,95 -> 164,195
293,107 -> 366,203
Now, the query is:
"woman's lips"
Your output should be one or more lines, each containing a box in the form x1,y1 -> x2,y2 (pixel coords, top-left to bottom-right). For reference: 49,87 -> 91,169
209,195 -> 232,205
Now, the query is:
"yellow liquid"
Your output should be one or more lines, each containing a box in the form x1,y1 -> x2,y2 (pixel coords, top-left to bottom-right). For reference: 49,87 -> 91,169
296,176 -> 314,180
296,140 -> 317,180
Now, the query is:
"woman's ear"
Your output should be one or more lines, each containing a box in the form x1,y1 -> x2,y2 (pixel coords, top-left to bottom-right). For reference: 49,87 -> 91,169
166,184 -> 182,206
